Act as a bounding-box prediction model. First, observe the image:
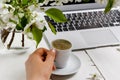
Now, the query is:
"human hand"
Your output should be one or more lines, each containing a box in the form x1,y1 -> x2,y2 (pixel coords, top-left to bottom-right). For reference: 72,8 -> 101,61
25,48 -> 56,80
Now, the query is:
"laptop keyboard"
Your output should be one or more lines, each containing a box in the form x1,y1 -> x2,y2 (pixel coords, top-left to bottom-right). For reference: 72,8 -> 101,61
44,10 -> 120,32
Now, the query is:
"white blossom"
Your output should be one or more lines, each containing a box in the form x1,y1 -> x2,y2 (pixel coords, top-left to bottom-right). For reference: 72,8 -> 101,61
41,0 -> 82,6
35,20 -> 46,30
0,13 -> 12,23
0,9 -> 17,29
29,5 -> 44,13
62,0 -> 70,4
95,0 -> 120,7
23,20 -> 35,39
0,14 -> 16,30
50,0 -> 64,6
25,32 -> 34,39
69,0 -> 74,2
40,0 -> 52,5
0,3 -> 16,30
75,0 -> 82,3
87,73 -> 102,80
0,4 -> 15,14
24,19 -> 45,39
24,11 -> 46,39
0,4 -> 9,14
32,11 -> 46,29
6,22 -> 16,29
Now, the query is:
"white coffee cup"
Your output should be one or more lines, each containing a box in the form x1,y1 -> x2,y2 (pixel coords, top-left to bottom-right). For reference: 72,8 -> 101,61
52,39 -> 72,69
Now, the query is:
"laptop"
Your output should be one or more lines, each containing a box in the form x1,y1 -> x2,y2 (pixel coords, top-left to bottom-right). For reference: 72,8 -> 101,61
43,0 -> 120,51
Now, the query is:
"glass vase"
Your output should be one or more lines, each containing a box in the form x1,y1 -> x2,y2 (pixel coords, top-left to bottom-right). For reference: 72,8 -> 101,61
0,29 -> 36,55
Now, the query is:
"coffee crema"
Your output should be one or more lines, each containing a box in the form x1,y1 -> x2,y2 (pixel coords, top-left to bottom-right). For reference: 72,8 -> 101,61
52,39 -> 72,50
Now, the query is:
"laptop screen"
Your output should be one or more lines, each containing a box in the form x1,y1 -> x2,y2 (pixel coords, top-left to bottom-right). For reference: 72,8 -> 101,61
43,0 -> 95,6
41,0 -> 106,11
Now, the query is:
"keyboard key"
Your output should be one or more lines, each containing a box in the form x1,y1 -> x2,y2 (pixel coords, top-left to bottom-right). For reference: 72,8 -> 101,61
76,27 -> 81,30
44,16 -> 50,21
63,28 -> 68,31
116,19 -> 120,22
102,24 -> 109,27
68,27 -> 75,31
57,28 -> 62,32
109,23 -> 114,26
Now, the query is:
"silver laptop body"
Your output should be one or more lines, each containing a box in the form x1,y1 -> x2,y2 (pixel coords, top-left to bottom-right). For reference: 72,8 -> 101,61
43,1 -> 120,51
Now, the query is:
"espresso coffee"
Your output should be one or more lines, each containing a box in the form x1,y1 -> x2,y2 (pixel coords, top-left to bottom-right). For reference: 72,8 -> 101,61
52,39 -> 72,50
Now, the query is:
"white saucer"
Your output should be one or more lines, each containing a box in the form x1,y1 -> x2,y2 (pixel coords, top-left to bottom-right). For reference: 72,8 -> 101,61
52,54 -> 81,75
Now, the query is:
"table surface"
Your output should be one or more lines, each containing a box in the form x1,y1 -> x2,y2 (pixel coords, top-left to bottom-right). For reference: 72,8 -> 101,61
0,36 -> 120,80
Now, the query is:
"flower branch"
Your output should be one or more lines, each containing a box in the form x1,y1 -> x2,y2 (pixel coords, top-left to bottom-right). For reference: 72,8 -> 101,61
0,0 -> 67,49
7,29 -> 15,49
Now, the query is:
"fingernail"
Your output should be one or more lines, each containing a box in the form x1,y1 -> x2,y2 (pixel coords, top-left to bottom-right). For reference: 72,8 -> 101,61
51,49 -> 56,53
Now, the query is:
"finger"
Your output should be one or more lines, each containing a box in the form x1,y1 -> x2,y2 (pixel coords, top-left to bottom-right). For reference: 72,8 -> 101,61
51,49 -> 56,53
32,48 -> 49,59
45,49 -> 56,63
27,49 -> 45,63
52,49 -> 57,59
52,64 -> 56,71
30,48 -> 49,61
33,48 -> 49,55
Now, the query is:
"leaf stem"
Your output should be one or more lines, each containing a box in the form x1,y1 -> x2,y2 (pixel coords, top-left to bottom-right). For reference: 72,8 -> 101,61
1,29 -> 10,43
7,29 -> 15,49
22,33 -> 24,47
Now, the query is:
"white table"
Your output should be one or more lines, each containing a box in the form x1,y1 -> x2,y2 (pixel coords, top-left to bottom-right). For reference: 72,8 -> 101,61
0,37 -> 120,80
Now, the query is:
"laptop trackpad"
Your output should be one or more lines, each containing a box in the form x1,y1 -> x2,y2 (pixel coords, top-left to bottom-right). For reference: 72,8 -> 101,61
80,29 -> 118,46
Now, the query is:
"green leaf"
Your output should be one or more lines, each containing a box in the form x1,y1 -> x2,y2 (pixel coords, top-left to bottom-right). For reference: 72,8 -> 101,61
16,24 -> 23,30
38,0 -> 44,3
22,0 -> 28,5
42,26 -> 47,32
24,26 -> 31,33
48,22 -> 56,34
83,0 -> 90,2
20,16 -> 28,28
45,8 -> 67,23
9,19 -> 24,30
31,25 -> 43,47
104,0 -> 114,13
8,6 -> 12,12
14,9 -> 19,15
9,18 -> 17,24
